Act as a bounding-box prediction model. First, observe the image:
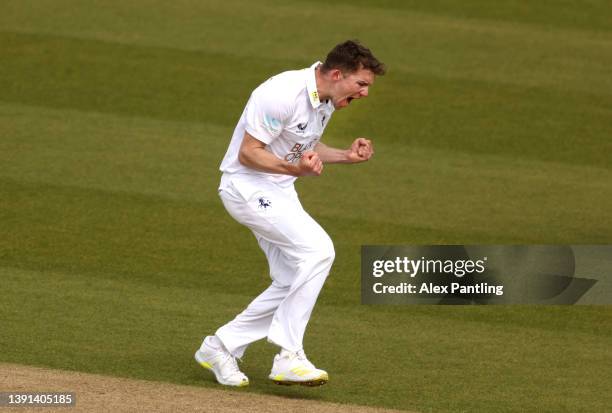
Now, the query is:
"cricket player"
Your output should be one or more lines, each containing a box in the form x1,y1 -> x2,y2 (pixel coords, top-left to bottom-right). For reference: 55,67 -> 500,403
196,40 -> 385,387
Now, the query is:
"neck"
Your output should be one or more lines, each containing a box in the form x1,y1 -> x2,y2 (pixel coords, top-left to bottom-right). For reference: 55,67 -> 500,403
314,65 -> 332,101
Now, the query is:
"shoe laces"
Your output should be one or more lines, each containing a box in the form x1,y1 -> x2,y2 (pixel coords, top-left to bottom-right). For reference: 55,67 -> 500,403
296,349 -> 316,370
220,352 -> 243,377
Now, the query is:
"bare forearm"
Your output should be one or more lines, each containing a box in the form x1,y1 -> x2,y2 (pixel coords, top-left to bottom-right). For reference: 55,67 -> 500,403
239,147 -> 299,176
314,142 -> 351,163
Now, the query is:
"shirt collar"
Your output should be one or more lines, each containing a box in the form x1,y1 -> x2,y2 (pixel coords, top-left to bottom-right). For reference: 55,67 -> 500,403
306,61 -> 322,109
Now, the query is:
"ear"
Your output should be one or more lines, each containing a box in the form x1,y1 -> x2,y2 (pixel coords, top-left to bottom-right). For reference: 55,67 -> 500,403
331,69 -> 343,81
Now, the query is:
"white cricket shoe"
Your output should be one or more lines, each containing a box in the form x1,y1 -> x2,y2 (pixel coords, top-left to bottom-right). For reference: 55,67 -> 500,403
194,339 -> 249,387
269,349 -> 328,386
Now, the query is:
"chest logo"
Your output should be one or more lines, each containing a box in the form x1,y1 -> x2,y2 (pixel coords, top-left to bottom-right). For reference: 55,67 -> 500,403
297,122 -> 308,133
284,140 -> 316,162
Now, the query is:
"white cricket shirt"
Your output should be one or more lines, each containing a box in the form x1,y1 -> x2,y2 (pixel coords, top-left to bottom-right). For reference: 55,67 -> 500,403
219,62 -> 335,188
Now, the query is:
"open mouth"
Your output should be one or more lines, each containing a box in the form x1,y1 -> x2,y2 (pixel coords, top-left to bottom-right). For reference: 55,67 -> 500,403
347,97 -> 354,104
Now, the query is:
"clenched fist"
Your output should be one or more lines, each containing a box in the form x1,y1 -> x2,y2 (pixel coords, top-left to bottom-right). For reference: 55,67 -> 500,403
347,138 -> 374,163
298,151 -> 323,176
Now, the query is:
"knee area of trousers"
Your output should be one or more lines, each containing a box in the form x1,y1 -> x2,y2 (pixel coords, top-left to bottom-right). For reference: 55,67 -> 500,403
312,239 -> 335,265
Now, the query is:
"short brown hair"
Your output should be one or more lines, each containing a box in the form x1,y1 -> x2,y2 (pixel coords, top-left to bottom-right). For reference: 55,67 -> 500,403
321,40 -> 386,76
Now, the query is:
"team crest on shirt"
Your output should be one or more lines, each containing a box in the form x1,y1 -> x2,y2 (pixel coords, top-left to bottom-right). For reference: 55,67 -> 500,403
296,122 -> 308,133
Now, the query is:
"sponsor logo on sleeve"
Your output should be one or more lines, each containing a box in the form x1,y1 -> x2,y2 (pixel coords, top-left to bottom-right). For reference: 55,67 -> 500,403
263,115 -> 282,134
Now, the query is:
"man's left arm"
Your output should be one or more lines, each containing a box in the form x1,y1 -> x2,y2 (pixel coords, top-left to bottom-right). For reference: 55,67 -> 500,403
314,138 -> 374,164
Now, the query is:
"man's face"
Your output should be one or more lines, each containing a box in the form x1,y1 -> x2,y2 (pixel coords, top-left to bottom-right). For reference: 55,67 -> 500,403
331,67 -> 375,110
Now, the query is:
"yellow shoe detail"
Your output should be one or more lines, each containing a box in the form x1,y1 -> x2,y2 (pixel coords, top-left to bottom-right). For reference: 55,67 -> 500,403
290,367 -> 311,377
199,361 -> 213,370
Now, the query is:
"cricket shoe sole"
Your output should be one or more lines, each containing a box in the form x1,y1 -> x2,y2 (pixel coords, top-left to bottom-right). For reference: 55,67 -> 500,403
270,371 -> 329,387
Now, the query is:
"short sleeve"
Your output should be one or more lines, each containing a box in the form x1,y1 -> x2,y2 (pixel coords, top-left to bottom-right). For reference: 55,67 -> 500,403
244,82 -> 293,145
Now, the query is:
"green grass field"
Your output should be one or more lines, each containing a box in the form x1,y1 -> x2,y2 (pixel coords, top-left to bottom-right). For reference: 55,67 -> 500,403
1,1 -> 611,412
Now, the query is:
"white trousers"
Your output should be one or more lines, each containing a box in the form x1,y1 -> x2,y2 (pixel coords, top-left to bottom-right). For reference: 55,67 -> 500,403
215,174 -> 334,358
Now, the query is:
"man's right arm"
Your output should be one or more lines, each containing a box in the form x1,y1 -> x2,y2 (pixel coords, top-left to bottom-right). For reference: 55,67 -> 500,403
238,132 -> 323,177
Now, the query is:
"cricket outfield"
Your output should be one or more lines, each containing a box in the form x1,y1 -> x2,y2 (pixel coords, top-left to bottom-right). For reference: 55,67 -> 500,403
1,1 -> 611,412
